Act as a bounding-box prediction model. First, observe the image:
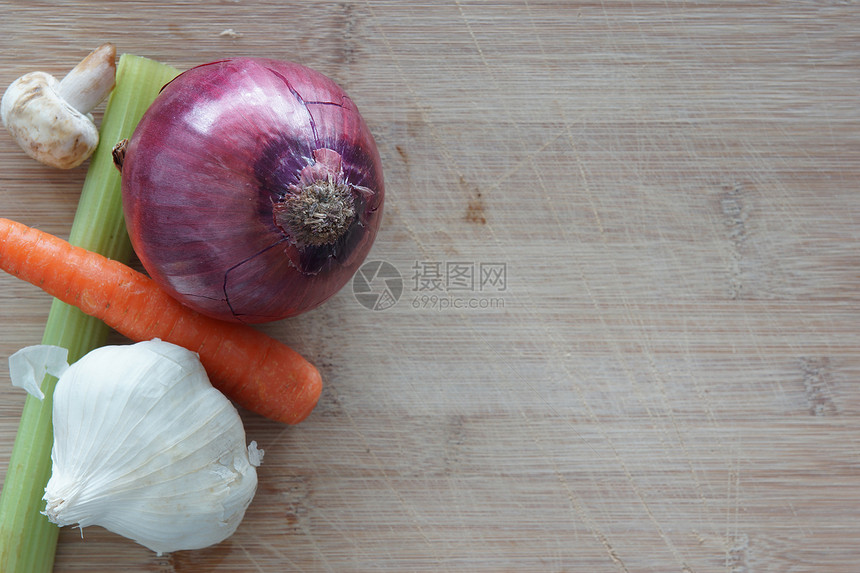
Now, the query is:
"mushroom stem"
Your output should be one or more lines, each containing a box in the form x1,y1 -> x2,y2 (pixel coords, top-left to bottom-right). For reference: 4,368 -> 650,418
57,43 -> 117,115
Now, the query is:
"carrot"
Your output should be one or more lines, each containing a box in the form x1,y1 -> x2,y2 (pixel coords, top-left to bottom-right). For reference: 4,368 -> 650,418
0,217 -> 322,425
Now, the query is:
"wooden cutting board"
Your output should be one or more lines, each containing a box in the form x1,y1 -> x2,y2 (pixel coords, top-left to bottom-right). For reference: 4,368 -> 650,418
1,2 -> 858,571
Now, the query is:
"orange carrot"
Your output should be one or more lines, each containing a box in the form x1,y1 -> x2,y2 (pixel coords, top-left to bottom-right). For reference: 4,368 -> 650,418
0,217 -> 322,424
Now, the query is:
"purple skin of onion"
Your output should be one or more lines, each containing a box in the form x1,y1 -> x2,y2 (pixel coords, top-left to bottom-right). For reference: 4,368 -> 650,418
120,58 -> 384,323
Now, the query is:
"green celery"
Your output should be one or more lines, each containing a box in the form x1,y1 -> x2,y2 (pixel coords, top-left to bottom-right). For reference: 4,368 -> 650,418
0,54 -> 178,572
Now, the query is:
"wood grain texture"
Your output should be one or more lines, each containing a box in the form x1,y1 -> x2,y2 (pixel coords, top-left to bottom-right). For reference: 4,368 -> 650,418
1,1 -> 858,571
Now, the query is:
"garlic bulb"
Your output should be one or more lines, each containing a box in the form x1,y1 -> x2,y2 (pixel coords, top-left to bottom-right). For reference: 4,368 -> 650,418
24,339 -> 261,555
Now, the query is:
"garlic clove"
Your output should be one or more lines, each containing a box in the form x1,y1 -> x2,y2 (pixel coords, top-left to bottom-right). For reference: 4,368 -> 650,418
42,339 -> 260,555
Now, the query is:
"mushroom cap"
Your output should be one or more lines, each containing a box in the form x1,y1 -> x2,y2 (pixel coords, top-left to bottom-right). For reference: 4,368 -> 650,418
1,71 -> 99,169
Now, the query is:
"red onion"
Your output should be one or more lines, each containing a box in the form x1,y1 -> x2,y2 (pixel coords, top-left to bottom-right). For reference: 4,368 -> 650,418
121,57 -> 384,323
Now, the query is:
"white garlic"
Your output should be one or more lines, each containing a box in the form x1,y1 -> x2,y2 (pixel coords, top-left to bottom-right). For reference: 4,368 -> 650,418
10,339 -> 262,555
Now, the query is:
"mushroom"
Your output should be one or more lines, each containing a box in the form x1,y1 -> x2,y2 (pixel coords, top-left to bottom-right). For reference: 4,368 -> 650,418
1,43 -> 116,169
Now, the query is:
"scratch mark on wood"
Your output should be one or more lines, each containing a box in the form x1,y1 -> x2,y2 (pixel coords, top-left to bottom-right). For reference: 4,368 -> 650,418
363,3 -> 471,262
483,129 -> 566,193
448,3 -> 636,568
236,543 -> 268,573
641,347 -> 721,522
249,538 -> 312,572
522,4 -> 703,570
324,382 -> 450,570
455,2 -> 699,568
460,319 -> 633,570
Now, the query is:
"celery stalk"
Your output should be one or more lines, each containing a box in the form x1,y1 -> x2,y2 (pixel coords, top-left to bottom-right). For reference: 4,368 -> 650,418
0,54 -> 178,572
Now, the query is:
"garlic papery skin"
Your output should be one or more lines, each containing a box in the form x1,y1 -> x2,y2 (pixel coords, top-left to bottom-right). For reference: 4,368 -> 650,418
8,344 -> 69,400
41,339 -> 261,555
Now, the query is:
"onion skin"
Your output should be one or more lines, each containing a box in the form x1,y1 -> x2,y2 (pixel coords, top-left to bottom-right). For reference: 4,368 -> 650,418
121,58 -> 384,323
